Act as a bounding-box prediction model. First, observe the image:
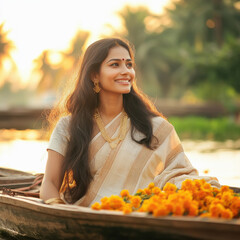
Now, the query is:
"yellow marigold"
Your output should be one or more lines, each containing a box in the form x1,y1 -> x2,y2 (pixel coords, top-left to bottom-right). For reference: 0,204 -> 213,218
202,182 -> 212,192
173,203 -> 184,216
120,189 -> 130,198
221,191 -> 234,208
187,202 -> 199,216
101,197 -> 109,203
230,197 -> 240,217
109,195 -> 125,210
143,188 -> 152,195
212,187 -> 220,197
148,182 -> 155,189
131,196 -> 141,209
100,197 -> 111,210
147,202 -> 159,213
220,185 -> 233,194
152,186 -> 161,195
153,206 -> 170,217
91,202 -> 101,210
123,203 -> 132,214
163,182 -> 177,192
209,203 -> 224,218
136,189 -> 144,194
203,196 -> 214,208
194,179 -> 206,190
195,190 -> 211,200
181,179 -> 196,192
221,208 -> 233,219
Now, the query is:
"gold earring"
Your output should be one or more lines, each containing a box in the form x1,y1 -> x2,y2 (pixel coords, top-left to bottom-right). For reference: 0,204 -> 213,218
93,81 -> 101,93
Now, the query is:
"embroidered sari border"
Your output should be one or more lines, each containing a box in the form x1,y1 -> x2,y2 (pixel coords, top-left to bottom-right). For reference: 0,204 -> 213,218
80,141 -> 123,206
122,120 -> 173,193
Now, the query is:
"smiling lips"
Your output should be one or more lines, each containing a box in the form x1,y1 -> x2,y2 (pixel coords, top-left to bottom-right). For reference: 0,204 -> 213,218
115,79 -> 131,84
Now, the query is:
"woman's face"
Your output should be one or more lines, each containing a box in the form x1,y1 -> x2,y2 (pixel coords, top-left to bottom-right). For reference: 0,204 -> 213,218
93,45 -> 135,96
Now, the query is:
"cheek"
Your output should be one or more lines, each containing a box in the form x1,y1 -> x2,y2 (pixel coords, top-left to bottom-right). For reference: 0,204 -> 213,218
131,69 -> 136,79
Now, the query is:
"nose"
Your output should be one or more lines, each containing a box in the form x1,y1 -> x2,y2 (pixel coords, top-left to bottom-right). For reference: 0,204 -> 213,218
120,64 -> 130,75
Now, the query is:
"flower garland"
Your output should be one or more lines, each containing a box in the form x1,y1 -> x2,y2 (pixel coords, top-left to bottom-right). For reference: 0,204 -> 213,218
91,179 -> 240,219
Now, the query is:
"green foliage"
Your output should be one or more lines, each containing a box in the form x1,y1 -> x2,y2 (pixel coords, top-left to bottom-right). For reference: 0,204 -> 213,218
169,116 -> 240,141
113,0 -> 240,104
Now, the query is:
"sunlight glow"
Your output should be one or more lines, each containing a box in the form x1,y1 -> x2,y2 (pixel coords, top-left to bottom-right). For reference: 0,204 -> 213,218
0,0 -> 170,87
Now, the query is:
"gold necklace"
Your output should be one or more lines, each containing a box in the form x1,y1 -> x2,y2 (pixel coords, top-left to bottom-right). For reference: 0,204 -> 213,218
94,109 -> 128,149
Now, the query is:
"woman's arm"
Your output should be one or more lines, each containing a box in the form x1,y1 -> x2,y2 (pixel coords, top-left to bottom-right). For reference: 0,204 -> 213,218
40,150 -> 64,201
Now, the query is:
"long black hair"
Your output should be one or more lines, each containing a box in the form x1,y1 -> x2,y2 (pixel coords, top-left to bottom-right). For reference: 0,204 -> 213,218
59,38 -> 162,203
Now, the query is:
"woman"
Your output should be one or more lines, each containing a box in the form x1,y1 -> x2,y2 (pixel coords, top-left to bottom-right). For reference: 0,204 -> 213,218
40,38 -> 220,206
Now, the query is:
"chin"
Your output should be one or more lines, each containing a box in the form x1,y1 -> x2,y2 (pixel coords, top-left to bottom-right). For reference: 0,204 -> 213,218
120,88 -> 131,94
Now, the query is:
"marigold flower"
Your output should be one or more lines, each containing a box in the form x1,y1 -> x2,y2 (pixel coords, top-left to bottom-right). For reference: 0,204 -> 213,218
188,203 -> 199,216
109,195 -> 125,210
221,191 -> 234,208
152,187 -> 161,195
136,189 -> 144,194
173,203 -> 184,216
123,203 -> 132,214
202,182 -> 212,191
120,189 -> 130,198
153,206 -> 169,217
131,196 -> 141,209
143,188 -> 152,195
230,197 -> 240,217
181,179 -> 195,192
221,209 -> 233,219
163,182 -> 177,192
220,185 -> 233,194
91,202 -> 101,210
148,182 -> 155,189
100,197 -> 111,210
90,179 -> 240,220
209,203 -> 224,218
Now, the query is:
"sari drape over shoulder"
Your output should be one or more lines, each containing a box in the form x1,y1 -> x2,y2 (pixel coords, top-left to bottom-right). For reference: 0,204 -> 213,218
47,113 -> 220,207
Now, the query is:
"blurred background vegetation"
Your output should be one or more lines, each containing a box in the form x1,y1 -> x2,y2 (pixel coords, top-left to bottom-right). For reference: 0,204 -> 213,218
0,0 -> 240,141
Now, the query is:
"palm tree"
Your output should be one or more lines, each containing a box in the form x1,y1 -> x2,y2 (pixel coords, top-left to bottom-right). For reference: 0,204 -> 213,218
35,30 -> 90,92
0,22 -> 14,68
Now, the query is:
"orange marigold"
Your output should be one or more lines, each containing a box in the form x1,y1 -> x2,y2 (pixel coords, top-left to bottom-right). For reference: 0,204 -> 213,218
148,182 -> 155,189
209,203 -> 224,218
153,206 -> 170,217
230,197 -> 240,217
91,202 -> 101,210
181,179 -> 195,192
221,209 -> 233,219
120,189 -> 130,198
109,195 -> 125,210
163,182 -> 177,192
131,196 -> 141,209
123,203 -> 132,214
152,186 -> 161,195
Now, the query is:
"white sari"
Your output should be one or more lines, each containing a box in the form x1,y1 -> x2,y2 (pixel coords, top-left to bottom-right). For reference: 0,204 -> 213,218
48,113 -> 220,207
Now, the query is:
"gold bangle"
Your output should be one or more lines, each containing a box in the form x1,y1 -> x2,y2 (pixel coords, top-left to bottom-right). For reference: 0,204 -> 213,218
44,197 -> 65,205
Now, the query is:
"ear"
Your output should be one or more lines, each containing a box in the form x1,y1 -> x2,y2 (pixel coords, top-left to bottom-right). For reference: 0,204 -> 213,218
91,72 -> 99,83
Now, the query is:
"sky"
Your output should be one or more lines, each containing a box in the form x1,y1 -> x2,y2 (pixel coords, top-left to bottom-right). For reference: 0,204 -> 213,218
0,0 -> 170,86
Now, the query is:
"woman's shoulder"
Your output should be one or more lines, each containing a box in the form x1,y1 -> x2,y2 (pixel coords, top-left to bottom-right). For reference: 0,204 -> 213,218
151,115 -> 172,127
55,115 -> 71,130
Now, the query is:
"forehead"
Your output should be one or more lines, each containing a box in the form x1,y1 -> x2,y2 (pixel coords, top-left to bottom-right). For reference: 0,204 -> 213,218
104,46 -> 131,62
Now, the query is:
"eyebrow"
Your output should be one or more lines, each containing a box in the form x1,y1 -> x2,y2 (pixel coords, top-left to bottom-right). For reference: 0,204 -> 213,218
106,58 -> 132,63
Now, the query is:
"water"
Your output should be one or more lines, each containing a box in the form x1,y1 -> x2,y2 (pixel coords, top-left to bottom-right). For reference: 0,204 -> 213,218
0,129 -> 239,187
0,130 -> 239,239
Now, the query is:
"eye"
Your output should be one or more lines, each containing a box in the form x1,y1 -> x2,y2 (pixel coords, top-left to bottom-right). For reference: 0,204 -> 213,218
126,62 -> 133,68
110,62 -> 119,67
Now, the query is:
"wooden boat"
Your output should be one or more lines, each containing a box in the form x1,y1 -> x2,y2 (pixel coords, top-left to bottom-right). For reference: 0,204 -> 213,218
0,167 -> 36,189
0,168 -> 240,240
